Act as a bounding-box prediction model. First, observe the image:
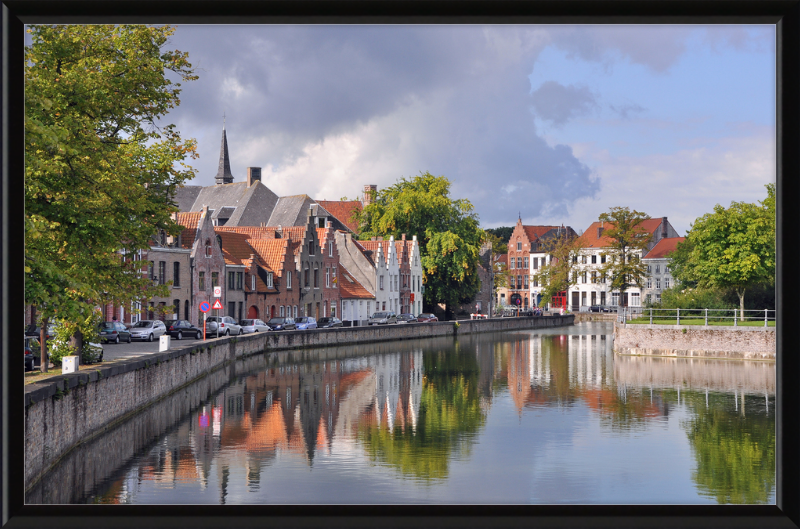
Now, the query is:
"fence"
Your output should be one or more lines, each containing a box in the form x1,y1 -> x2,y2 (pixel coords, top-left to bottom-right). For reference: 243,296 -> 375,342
619,307 -> 775,327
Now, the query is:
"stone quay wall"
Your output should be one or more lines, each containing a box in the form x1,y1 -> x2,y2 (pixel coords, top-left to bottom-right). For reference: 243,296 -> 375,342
24,315 -> 572,490
613,322 -> 775,360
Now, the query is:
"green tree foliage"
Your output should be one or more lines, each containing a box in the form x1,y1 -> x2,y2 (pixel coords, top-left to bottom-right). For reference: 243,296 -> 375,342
533,230 -> 584,307
670,185 -> 775,319
25,25 -> 198,336
358,346 -> 486,480
357,172 -> 484,318
483,230 -> 508,254
597,207 -> 653,307
484,226 -> 514,244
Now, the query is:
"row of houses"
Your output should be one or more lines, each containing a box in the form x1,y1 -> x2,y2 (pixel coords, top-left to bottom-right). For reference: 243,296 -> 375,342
24,126 -> 425,329
499,216 -> 684,312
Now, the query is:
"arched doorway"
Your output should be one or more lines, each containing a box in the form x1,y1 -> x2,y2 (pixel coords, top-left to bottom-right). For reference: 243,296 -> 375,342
270,305 -> 276,318
248,305 -> 258,319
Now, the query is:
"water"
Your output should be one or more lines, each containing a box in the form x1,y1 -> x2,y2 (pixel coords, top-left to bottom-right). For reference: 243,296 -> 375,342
27,322 -> 775,505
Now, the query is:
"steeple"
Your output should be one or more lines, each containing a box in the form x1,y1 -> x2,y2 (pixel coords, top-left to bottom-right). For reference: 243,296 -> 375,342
215,116 -> 234,185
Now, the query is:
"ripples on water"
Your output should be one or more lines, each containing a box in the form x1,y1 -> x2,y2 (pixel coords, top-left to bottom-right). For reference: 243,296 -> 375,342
27,322 -> 775,505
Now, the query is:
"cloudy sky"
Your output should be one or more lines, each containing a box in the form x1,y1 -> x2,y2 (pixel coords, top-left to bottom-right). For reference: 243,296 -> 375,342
161,24 -> 775,235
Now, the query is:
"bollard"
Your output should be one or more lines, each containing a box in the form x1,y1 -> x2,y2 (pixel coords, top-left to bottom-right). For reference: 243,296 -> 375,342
705,308 -> 708,326
734,309 -> 737,327
764,308 -> 768,327
677,308 -> 680,326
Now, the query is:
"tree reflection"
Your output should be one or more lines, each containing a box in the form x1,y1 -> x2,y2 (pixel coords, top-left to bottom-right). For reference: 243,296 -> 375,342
683,392 -> 775,504
358,346 -> 486,480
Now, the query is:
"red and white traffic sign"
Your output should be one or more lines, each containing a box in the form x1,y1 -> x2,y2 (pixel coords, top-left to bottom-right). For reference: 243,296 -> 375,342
213,286 -> 222,297
199,301 -> 211,313
212,299 -> 223,310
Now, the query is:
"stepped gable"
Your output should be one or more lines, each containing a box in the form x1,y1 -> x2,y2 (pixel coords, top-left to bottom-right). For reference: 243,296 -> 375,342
338,265 -> 374,299
644,237 -> 686,259
176,212 -> 202,249
316,200 -> 362,233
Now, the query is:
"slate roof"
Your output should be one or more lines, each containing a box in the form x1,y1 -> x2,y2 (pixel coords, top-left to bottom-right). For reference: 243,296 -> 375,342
215,225 -> 306,241
266,195 -> 318,227
176,212 -> 202,249
315,200 -> 362,233
174,181 -> 280,227
644,237 -> 686,259
338,265 -> 374,299
579,219 -> 665,248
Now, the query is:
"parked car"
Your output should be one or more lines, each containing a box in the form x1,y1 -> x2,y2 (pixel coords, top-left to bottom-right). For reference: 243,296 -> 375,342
397,313 -> 417,324
164,319 -> 203,340
98,321 -> 132,344
590,305 -> 614,313
239,319 -> 270,333
129,320 -> 167,342
24,338 -> 35,372
205,316 -> 242,336
267,317 -> 296,331
416,313 -> 438,323
368,312 -> 397,325
317,317 -> 343,328
25,323 -> 56,339
295,317 -> 317,330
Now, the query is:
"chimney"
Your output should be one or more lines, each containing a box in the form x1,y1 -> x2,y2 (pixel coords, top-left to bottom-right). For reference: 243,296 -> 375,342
401,233 -> 406,241
377,236 -> 383,241
363,184 -> 377,206
247,167 -> 262,187
597,226 -> 604,238
371,237 -> 376,241
202,205 -> 208,217
662,217 -> 668,239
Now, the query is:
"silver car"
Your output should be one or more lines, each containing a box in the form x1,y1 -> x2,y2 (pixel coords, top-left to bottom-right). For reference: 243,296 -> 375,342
129,320 -> 167,342
206,316 -> 242,336
239,319 -> 270,333
368,311 -> 397,325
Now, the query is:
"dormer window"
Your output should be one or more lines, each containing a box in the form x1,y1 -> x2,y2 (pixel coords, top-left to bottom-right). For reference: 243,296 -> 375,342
267,273 -> 273,288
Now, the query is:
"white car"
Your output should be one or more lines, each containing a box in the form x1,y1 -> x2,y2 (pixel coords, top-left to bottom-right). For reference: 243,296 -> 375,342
206,316 -> 242,336
239,319 -> 270,333
129,320 -> 167,342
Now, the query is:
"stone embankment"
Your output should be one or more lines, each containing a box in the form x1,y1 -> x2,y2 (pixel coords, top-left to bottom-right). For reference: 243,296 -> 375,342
613,322 -> 775,360
24,315 -> 572,491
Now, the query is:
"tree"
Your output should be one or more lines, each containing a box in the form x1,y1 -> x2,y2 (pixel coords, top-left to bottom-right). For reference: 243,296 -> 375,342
670,185 -> 774,320
484,226 -> 514,245
482,230 -> 508,255
357,172 -> 484,319
533,229 -> 584,307
597,207 -> 653,307
25,25 -> 198,368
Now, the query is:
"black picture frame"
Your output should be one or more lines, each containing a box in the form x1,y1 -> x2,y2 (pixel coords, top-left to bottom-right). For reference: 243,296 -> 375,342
2,1 -> 797,528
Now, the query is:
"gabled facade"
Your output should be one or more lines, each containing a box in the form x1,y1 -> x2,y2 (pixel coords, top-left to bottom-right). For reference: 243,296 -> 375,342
359,237 -> 401,314
317,222 -> 341,318
507,218 -> 570,310
570,217 -> 680,310
642,237 -> 685,305
189,206 -> 228,326
247,238 -> 297,319
338,264 -> 376,324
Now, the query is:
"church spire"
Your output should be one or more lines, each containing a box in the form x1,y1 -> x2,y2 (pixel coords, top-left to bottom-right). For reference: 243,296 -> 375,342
215,116 -> 234,185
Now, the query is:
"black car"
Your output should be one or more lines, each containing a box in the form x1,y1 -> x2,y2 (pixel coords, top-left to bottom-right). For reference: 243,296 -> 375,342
317,317 -> 343,328
24,340 -> 34,372
267,317 -> 296,331
98,321 -> 132,344
24,336 -> 46,371
164,319 -> 203,340
25,323 -> 56,339
590,305 -> 615,313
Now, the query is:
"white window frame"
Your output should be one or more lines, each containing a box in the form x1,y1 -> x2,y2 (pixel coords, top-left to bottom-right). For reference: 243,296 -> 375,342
280,306 -> 285,317
267,273 -> 273,288
326,267 -> 330,288
252,275 -> 256,291
287,271 -> 292,288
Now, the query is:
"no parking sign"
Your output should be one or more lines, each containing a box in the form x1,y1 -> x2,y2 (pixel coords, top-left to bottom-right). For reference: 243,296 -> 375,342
199,301 -> 210,313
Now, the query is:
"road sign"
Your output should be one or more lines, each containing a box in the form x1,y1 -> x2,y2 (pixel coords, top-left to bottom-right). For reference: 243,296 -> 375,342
212,299 -> 223,310
213,286 -> 222,297
199,301 -> 210,313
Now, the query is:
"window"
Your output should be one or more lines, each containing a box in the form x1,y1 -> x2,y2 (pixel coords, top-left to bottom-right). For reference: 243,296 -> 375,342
655,265 -> 660,273
509,259 -> 515,270
646,278 -> 652,289
533,258 -> 538,270
251,274 -> 256,291
228,272 -> 236,289
517,257 -> 522,269
602,274 -> 607,284
326,267 -> 331,288
591,271 -> 597,284
517,242 -> 522,251
199,272 -> 205,291
523,275 -> 529,288
280,306 -> 285,317
308,241 -> 315,255
228,302 -> 235,318
148,261 -> 155,280
600,255 -> 606,264
205,239 -> 212,257
159,261 -> 166,285
237,272 -> 243,290
665,266 -> 670,273
524,257 -> 529,269
646,294 -> 651,304
267,273 -> 273,288
656,278 -> 661,289
173,262 -> 180,286
517,275 -> 522,290
238,302 -> 243,321
329,241 -> 333,257
287,271 -> 292,289
582,271 -> 587,283
304,267 -> 309,287
212,272 -> 219,288
174,299 -> 180,319
293,306 -> 298,318
314,269 -> 319,288
533,277 -> 538,287
573,256 -> 578,264
647,265 -> 652,273
591,255 -> 596,264
380,276 -> 384,290
582,255 -> 587,264
665,278 -> 670,289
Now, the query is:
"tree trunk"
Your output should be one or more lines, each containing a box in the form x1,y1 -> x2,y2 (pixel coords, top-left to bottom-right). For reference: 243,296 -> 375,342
39,316 -> 49,373
738,289 -> 746,322
69,328 -> 84,362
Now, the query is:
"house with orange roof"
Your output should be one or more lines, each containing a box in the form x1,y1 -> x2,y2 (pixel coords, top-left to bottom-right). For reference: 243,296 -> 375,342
642,236 -> 686,304
508,217 -> 578,311
246,237 -> 299,319
571,216 -> 680,310
338,264 -> 376,325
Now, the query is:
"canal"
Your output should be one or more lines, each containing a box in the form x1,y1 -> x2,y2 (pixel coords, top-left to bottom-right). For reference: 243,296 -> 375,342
27,321 -> 775,505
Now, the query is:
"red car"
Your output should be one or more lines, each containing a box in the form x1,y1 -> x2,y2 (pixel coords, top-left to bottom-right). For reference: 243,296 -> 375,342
416,313 -> 438,322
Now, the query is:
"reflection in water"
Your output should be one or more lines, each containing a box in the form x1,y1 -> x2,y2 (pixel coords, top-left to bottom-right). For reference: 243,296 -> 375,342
29,322 -> 775,505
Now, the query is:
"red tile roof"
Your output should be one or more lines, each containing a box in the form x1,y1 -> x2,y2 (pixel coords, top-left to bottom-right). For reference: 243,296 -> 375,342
176,212 -> 202,249
215,225 -> 307,242
316,200 -> 362,233
338,265 -> 374,299
215,230 -> 257,266
578,219 -> 665,248
248,238 -> 291,278
522,225 -> 563,243
644,237 -> 686,259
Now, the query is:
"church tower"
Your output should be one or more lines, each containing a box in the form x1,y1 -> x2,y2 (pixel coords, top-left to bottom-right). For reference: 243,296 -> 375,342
214,118 -> 234,185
